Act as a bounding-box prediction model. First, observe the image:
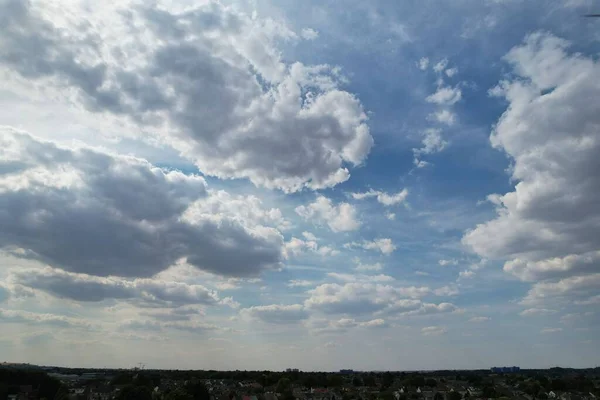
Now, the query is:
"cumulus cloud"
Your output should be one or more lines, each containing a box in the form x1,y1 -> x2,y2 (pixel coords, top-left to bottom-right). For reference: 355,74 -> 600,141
345,239 -> 396,255
307,317 -> 388,334
351,188 -> 409,206
287,280 -> 315,288
326,272 -> 394,283
430,110 -> 457,126
0,309 -> 93,329
426,86 -> 462,105
295,196 -> 361,232
522,273 -> 600,305
519,308 -> 558,316
0,129 -> 283,278
121,319 -> 218,335
385,212 -> 396,221
8,267 -> 238,308
445,68 -> 458,77
433,59 -> 449,73
301,28 -> 319,40
354,260 -> 383,272
463,33 -> 600,307
541,327 -> 563,334
418,57 -> 430,70
285,237 -> 339,257
240,304 -> 308,324
413,129 -> 448,167
0,0 -> 373,192
469,316 -> 491,323
421,326 -> 447,336
304,282 -> 454,319
438,259 -> 459,266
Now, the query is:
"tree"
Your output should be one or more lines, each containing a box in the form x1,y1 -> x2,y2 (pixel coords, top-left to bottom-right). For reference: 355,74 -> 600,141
116,385 -> 152,400
363,375 -> 376,387
447,391 -> 462,400
165,388 -> 193,400
276,378 -> 292,393
433,393 -> 444,400
186,380 -> 210,400
353,377 -> 363,387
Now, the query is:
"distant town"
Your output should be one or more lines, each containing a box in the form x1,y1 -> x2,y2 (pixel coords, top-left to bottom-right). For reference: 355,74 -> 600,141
1,362 -> 599,400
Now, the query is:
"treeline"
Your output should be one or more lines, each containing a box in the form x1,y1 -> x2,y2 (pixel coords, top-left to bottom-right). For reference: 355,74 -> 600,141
0,368 -> 67,400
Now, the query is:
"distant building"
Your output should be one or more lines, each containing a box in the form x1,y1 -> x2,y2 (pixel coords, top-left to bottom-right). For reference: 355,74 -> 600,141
286,368 -> 299,373
339,370 -> 354,374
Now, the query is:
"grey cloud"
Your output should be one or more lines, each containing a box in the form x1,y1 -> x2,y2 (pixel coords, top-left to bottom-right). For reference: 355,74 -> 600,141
120,319 -> 218,335
0,129 -> 283,278
0,0 -> 373,192
10,267 -> 222,307
0,285 -> 8,303
0,308 -> 92,329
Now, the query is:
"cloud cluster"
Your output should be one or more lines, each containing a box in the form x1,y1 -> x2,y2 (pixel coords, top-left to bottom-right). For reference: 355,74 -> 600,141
462,33 -> 600,308
304,282 -> 457,317
0,129 -> 284,278
240,304 -> 309,324
0,0 -> 373,192
345,238 -> 396,255
351,189 -> 409,206
8,267 -> 237,308
296,196 -> 361,232
414,59 -> 462,167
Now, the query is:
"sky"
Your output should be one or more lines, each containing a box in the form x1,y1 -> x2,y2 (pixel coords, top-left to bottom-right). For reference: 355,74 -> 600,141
0,0 -> 599,371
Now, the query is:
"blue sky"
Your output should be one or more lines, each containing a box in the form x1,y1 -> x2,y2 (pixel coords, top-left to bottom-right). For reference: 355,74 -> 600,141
0,0 -> 599,370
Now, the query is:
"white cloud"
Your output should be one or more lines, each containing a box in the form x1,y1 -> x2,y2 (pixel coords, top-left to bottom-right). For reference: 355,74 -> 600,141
430,110 -> 457,126
308,317 -> 389,334
0,1 -> 373,192
0,309 -> 93,330
354,260 -> 384,272
433,285 -> 460,297
418,57 -> 430,70
285,237 -> 339,257
302,232 -> 318,241
414,129 -> 448,157
438,259 -> 459,266
287,280 -> 315,288
385,212 -> 396,221
305,283 -> 424,315
458,270 -> 475,279
351,188 -> 409,206
463,33 -> 600,308
504,251 -> 600,282
426,86 -> 462,105
445,68 -> 458,77
326,272 -> 394,283
0,129 -> 284,278
519,308 -> 558,316
296,196 -> 361,232
469,316 -> 491,323
433,59 -> 449,73
421,326 -> 447,336
541,327 -> 563,334
522,274 -> 600,305
345,238 -> 396,255
240,304 -> 308,324
301,28 -> 319,40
